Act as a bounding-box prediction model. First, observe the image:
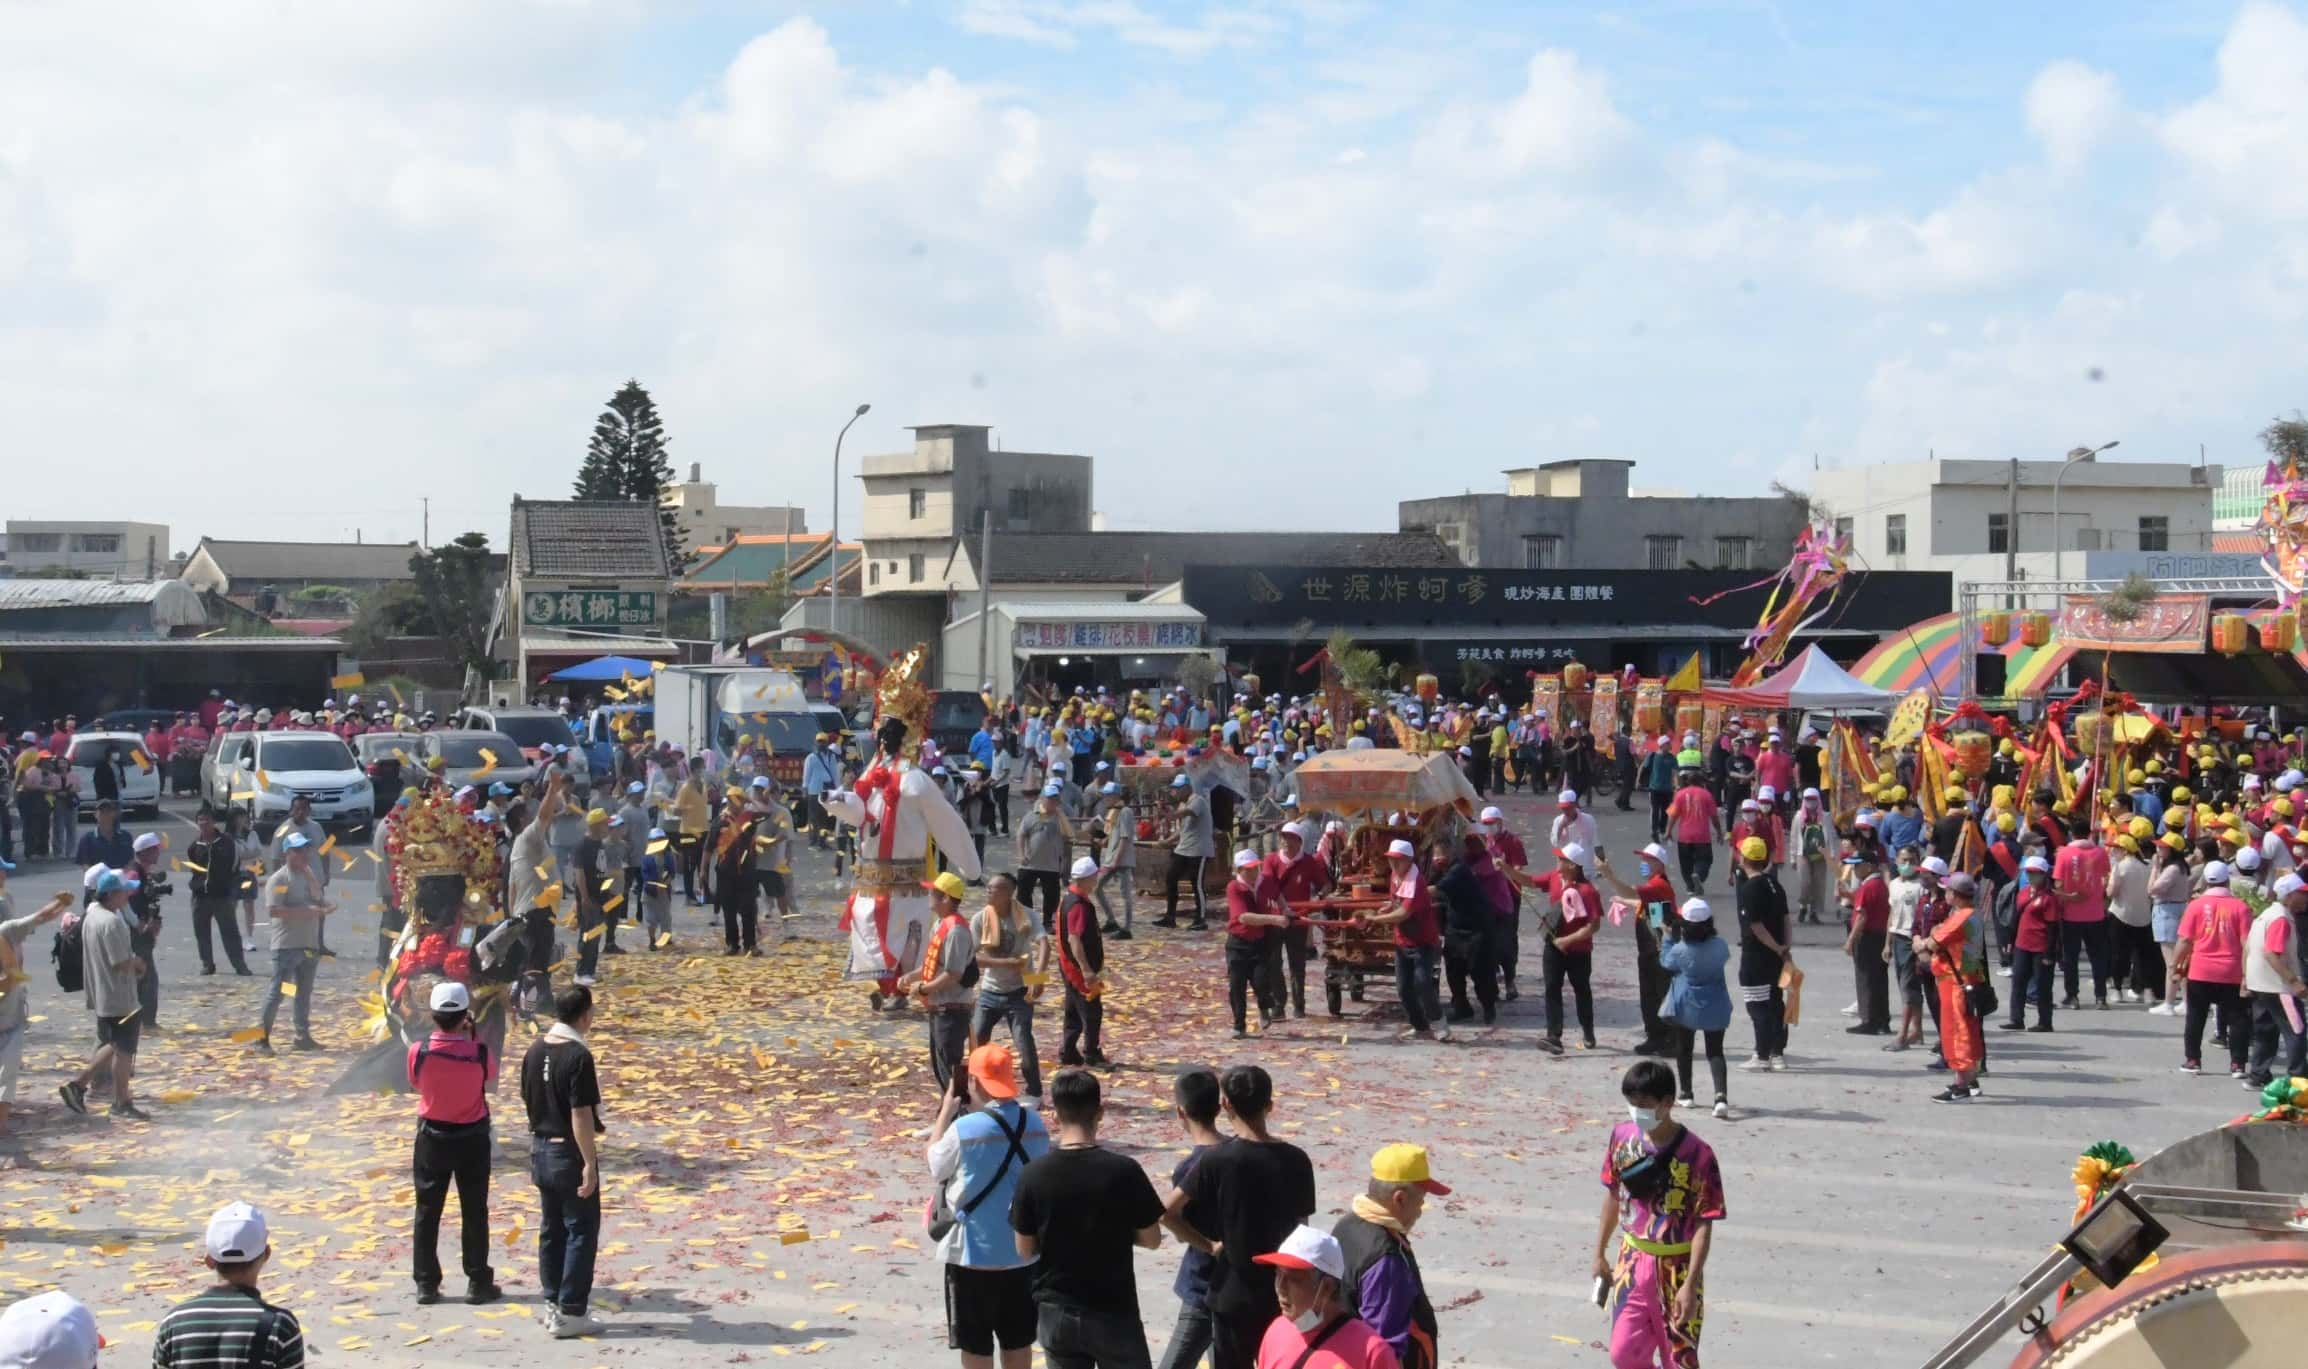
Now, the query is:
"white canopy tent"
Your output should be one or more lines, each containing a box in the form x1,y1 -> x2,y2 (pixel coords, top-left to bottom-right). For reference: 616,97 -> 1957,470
1701,644 -> 1895,712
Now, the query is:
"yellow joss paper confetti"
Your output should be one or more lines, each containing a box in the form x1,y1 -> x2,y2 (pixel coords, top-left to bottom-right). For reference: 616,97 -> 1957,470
475,749 -> 498,777
582,924 -> 605,942
778,1230 -> 811,1246
317,833 -> 338,856
278,982 -> 297,998
230,1027 -> 267,1043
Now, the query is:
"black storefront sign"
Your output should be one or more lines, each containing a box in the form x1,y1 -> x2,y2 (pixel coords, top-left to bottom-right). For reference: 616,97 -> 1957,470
1183,564 -> 1950,634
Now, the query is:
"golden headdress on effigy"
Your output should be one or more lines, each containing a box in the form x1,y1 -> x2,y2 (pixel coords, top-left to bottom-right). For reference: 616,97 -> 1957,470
875,644 -> 934,756
395,789 -> 475,877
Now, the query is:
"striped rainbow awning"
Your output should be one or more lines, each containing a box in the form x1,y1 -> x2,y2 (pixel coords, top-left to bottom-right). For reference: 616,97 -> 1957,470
1849,612 -> 2076,700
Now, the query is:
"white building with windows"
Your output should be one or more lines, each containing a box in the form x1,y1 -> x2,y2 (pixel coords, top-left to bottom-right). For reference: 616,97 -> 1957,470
1806,455 -> 2220,601
1399,459 -> 1808,571
3,520 -> 171,578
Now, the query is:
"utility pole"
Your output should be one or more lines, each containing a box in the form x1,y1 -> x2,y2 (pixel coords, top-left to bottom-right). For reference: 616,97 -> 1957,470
422,497 -> 430,547
2004,457 -> 2019,608
975,508 -> 993,696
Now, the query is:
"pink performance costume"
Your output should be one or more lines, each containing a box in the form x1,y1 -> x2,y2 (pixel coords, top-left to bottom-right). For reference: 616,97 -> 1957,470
1600,1120 -> 1725,1369
824,647 -> 980,995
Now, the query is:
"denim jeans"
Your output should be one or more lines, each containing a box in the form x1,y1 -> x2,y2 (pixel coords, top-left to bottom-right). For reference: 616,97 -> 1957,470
970,988 -> 1042,1096
1153,1303 -> 1211,1369
1393,941 -> 1441,1032
1037,1302 -> 1153,1369
260,948 -> 318,1039
2248,993 -> 2306,1082
531,1139 -> 601,1316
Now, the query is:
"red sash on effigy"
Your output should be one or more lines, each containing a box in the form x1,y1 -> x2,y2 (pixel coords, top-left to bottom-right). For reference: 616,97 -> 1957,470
842,761 -> 909,974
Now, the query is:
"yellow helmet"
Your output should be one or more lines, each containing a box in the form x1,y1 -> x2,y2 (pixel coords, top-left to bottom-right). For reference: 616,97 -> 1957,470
2159,831 -> 2188,852
2127,816 -> 2153,839
2114,834 -> 2139,855
1944,785 -> 1966,804
2172,785 -> 2193,803
2125,768 -> 2146,787
2279,799 -> 2298,819
2144,759 -> 2164,776
1995,812 -> 2017,833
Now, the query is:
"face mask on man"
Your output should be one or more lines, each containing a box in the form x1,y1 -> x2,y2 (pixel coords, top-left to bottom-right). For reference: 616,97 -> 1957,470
1292,1307 -> 1328,1334
1628,1104 -> 1661,1131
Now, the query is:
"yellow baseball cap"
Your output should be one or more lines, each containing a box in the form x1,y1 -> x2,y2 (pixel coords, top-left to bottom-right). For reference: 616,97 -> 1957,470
1995,812 -> 2017,832
1737,836 -> 1769,863
921,871 -> 968,901
585,807 -> 610,824
2159,831 -> 2188,852
1370,1143 -> 1450,1195
2125,769 -> 2146,786
1944,785 -> 1966,804
2172,786 -> 2193,802
2127,817 -> 2153,840
2114,835 -> 2138,854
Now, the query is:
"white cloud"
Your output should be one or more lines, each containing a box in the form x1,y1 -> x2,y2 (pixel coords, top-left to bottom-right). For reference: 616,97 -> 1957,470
2024,59 -> 2123,174
1445,48 -> 1629,176
2159,1 -> 2308,220
956,1 -> 1279,58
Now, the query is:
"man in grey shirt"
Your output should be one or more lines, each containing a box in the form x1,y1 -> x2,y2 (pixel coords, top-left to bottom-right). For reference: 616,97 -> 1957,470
253,833 -> 331,1055
898,872 -> 979,1097
61,872 -> 147,1120
1155,774 -> 1214,930
1015,785 -> 1073,934
969,874 -> 1045,1100
267,795 -> 329,885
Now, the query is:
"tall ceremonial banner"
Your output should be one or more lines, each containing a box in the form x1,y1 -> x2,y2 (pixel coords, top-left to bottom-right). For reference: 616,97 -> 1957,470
1633,679 -> 1665,750
1591,677 -> 1619,758
1824,722 -> 1879,818
1701,702 -> 1725,751
1534,675 -> 1563,729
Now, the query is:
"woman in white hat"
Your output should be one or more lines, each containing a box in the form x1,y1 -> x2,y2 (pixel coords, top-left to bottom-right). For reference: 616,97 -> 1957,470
1662,896 -> 1734,1117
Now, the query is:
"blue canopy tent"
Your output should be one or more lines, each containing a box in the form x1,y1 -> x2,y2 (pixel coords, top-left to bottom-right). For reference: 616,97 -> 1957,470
547,654 -> 663,683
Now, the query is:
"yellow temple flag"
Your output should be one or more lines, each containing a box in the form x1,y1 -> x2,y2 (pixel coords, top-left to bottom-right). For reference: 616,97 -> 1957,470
1662,651 -> 1703,693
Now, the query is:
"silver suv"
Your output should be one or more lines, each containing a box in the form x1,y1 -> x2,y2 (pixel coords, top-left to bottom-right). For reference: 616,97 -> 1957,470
454,706 -> 588,793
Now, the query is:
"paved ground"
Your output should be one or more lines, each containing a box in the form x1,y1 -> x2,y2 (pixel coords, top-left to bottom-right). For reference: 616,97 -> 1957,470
0,791 -> 2255,1366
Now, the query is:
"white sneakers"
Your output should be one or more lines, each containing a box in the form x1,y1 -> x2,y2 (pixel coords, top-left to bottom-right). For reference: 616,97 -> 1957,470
547,1310 -> 604,1339
1740,1056 -> 1771,1071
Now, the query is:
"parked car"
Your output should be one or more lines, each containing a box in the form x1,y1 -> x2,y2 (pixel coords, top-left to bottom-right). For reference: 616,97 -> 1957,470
90,708 -> 181,736
67,732 -> 162,817
212,731 -> 374,841
928,689 -> 989,759
454,706 -> 588,792
354,731 -> 424,812
580,705 -> 653,785
420,730 -> 538,793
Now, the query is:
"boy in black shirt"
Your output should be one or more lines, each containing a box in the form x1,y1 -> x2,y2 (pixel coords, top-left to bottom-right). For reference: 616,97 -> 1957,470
1733,839 -> 1793,1069
1009,1068 -> 1164,1367
1165,1065 -> 1317,1369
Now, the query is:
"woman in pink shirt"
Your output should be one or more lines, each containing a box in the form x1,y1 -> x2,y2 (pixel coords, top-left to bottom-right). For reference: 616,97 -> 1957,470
2173,862 -> 2254,1077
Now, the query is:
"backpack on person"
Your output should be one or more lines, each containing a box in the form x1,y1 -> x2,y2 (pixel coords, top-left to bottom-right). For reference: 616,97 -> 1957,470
52,911 -> 85,994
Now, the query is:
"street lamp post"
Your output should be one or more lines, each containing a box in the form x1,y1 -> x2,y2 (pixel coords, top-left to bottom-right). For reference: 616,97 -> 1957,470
828,402 -> 871,642
2051,440 -> 2120,584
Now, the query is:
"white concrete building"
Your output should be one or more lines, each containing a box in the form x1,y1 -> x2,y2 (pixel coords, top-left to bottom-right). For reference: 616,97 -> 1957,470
1807,455 -> 2220,598
3,520 -> 171,578
856,424 -> 1093,596
660,462 -> 806,556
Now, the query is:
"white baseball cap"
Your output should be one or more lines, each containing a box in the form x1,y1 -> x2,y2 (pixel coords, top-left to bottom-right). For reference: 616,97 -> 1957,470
1558,789 -> 1579,805
1479,806 -> 1504,824
1802,786 -> 1821,799
0,1290 -> 101,1369
131,832 -> 162,853
2204,860 -> 2232,884
1171,775 -> 1191,788
1069,855 -> 1101,880
282,832 -> 312,850
1757,785 -> 1777,802
2022,855 -> 2051,873
1281,821 -> 1308,841
2236,846 -> 2262,871
1233,849 -> 1261,869
628,781 -> 645,794
81,863 -> 109,890
1100,782 -> 1119,795
2275,872 -> 2306,899
1918,856 -> 1949,877
1386,838 -> 1416,859
1558,842 -> 1591,871
204,1201 -> 270,1262
1639,842 -> 1671,867
1252,1223 -> 1346,1280
429,982 -> 472,1012
1739,798 -> 1759,811
1679,897 -> 1713,923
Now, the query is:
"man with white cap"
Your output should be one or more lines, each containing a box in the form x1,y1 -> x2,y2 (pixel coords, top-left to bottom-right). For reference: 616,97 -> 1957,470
1594,844 -> 1681,1055
1263,821 -> 1331,1018
0,1290 -> 100,1369
1548,791 -> 1597,864
2243,870 -> 2308,1087
1224,849 -> 1290,1038
407,981 -> 502,1307
1537,844 -> 1601,1054
1054,857 -> 1112,1069
1250,1223 -> 1400,1369
1363,840 -> 1446,1042
152,1201 -> 304,1367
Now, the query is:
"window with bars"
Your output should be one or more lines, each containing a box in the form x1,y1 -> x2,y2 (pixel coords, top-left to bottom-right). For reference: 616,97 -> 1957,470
1987,512 -> 2009,554
1644,535 -> 1682,570
2138,515 -> 2169,552
1885,514 -> 1907,556
1715,536 -> 1752,570
1523,535 -> 1563,569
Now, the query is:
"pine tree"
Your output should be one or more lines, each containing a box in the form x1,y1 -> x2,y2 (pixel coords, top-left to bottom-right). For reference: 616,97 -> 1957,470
575,379 -> 689,572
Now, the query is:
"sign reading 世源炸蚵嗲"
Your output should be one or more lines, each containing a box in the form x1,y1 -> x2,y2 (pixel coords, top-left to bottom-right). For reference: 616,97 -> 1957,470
522,587 -> 662,630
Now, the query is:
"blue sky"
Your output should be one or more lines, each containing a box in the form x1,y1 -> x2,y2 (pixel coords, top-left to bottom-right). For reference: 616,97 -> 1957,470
3,1 -> 2303,544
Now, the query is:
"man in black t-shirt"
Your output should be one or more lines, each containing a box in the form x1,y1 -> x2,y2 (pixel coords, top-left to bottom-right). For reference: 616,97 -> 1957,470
521,985 -> 606,1339
1009,1068 -> 1164,1368
1164,1065 -> 1317,1369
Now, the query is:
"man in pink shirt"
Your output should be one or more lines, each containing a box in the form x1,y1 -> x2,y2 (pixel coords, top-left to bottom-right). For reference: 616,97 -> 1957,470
1252,1225 -> 1400,1369
1755,737 -> 1797,815
2052,817 -> 2113,1009
1668,773 -> 1720,895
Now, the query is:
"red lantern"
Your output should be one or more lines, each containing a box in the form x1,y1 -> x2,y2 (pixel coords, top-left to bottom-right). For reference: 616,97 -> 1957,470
2019,612 -> 2053,648
1980,611 -> 2011,646
2261,616 -> 2297,653
2213,613 -> 2250,656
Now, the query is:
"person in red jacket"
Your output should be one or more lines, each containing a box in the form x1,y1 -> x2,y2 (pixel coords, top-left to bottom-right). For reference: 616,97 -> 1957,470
406,982 -> 502,1306
1260,822 -> 1331,1019
2000,855 -> 2061,1033
1364,839 -> 1445,1043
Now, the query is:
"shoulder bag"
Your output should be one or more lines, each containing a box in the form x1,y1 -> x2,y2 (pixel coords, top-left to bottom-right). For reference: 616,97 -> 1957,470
925,1106 -> 1031,1242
